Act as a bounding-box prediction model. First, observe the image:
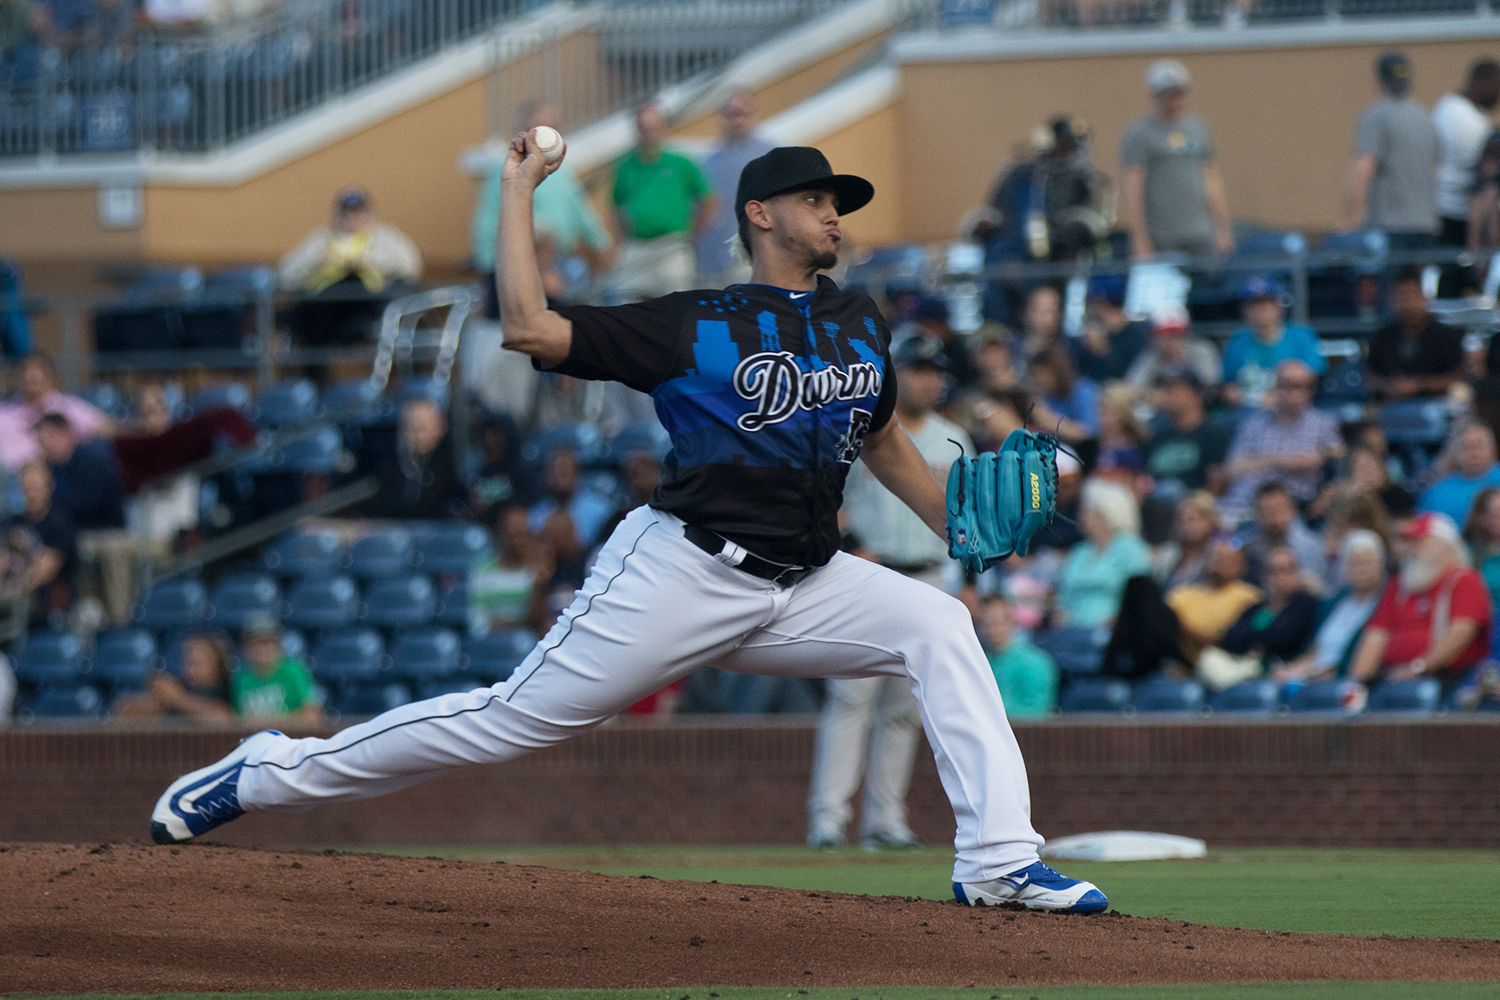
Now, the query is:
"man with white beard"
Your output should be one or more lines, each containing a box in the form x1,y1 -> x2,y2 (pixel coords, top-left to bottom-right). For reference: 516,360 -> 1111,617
1349,512 -> 1494,698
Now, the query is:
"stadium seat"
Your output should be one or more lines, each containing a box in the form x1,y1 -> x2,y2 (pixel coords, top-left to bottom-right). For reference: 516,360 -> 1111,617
310,628 -> 386,684
282,576 -> 360,631
335,682 -> 412,717
91,629 -> 158,692
362,575 -> 436,628
281,629 -> 308,660
27,683 -> 105,717
322,379 -> 394,425
1031,627 -> 1109,675
15,631 -> 85,685
347,528 -> 414,579
263,530 -> 344,577
465,630 -> 534,682
1057,677 -> 1130,714
605,421 -> 671,462
394,376 -> 449,408
1130,678 -> 1205,713
249,426 -> 345,475
416,677 -> 483,700
389,628 -> 462,679
1209,679 -> 1280,714
1287,679 -> 1366,714
76,383 -> 130,420
254,379 -> 320,428
411,523 -> 490,575
133,578 -> 208,629
1367,678 -> 1441,714
188,382 -> 252,415
433,579 -> 469,628
521,423 -> 602,464
208,573 -> 281,630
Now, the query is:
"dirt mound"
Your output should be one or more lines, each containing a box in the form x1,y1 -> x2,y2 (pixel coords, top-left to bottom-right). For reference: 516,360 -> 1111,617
3,842 -> 1499,992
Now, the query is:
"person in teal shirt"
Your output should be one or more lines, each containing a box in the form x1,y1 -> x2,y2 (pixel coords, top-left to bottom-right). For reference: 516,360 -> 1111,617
1055,479 -> 1154,629
1422,423 -> 1500,529
471,102 -> 613,315
979,597 -> 1058,718
1221,277 -> 1326,409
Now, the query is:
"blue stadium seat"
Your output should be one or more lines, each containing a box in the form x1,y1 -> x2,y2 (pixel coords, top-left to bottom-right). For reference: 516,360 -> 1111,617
1058,678 -> 1130,713
281,629 -> 308,661
208,573 -> 280,630
433,579 -> 469,628
347,529 -> 414,579
282,576 -> 360,631
604,421 -> 671,462
1130,678 -> 1205,713
1031,628 -> 1109,675
465,630 -> 534,682
188,382 -> 252,415
389,628 -> 462,679
521,423 -> 602,464
28,684 -> 105,718
1209,679 -> 1280,714
134,578 -> 208,629
250,427 -> 345,475
335,682 -> 412,716
310,628 -> 386,683
91,629 -> 158,692
254,379 -> 320,428
1367,678 -> 1441,714
394,376 -> 449,408
15,631 -> 85,686
77,383 -> 130,420
411,523 -> 491,575
321,379 -> 393,425
362,575 -> 436,628
1288,679 -> 1365,714
416,678 -> 483,700
263,531 -> 344,577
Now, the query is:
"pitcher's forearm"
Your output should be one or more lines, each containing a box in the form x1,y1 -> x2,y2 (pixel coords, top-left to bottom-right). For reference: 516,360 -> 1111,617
498,182 -> 547,326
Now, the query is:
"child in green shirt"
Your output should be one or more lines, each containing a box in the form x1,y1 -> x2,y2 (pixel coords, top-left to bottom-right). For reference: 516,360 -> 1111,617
231,617 -> 324,723
979,597 -> 1058,719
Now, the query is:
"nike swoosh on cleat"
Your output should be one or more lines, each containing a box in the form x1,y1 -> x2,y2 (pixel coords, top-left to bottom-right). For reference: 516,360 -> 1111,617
1001,874 -> 1030,889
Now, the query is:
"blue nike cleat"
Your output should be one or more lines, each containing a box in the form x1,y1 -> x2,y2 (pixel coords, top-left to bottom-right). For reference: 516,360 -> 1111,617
953,861 -> 1108,913
150,730 -> 284,844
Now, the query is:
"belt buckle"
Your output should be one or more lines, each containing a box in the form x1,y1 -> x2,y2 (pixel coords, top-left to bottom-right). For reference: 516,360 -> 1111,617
772,564 -> 809,587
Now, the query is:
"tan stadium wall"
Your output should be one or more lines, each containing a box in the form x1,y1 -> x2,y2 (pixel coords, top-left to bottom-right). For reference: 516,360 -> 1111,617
898,35 -> 1500,245
671,30 -> 894,138
817,100 -> 903,250
141,78 -> 489,272
0,187 -> 144,261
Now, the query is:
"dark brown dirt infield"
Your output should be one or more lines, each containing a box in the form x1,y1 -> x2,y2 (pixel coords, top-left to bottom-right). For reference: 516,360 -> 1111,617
3,842 -> 1499,992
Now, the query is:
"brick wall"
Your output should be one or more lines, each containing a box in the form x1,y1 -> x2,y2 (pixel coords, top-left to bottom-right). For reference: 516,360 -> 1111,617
5,719 -> 1499,847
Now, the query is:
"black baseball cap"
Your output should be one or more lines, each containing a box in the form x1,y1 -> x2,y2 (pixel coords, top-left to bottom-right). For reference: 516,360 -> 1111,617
892,333 -> 950,372
735,147 -> 874,225
336,187 -> 370,212
1378,52 -> 1412,94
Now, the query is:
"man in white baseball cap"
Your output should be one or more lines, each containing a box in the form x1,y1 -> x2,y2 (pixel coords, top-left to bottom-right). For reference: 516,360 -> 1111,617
1120,58 -> 1235,261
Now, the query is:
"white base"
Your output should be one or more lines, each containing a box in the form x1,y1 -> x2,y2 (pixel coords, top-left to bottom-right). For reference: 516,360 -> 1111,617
1040,830 -> 1207,862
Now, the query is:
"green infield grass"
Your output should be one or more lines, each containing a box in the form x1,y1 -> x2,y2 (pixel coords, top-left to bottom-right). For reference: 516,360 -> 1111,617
344,846 -> 1500,941
18,984 -> 1500,1000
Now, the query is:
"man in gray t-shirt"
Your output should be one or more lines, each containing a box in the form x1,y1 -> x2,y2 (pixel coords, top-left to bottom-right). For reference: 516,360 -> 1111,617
1340,52 -> 1439,240
1120,59 -> 1235,259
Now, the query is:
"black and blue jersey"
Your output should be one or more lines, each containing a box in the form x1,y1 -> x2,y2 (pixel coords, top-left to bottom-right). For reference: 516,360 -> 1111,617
552,275 -> 898,567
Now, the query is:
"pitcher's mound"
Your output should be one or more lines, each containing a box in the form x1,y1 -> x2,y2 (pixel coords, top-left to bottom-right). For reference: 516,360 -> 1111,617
3,842 -> 1498,992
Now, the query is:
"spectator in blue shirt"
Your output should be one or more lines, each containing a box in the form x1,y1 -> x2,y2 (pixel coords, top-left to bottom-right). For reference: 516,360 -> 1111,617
1054,478 -> 1153,628
33,412 -> 124,529
1027,345 -> 1098,445
1420,421 -> 1500,527
529,446 -> 616,585
1222,277 -> 1326,409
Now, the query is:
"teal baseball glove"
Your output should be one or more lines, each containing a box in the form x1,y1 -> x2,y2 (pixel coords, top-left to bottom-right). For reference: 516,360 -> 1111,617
945,428 -> 1059,574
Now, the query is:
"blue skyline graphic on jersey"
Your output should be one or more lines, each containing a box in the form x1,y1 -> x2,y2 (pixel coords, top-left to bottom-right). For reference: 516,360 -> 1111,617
652,304 -> 885,470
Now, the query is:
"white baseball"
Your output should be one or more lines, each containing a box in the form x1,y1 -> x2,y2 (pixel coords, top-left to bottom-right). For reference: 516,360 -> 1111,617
532,125 -> 564,164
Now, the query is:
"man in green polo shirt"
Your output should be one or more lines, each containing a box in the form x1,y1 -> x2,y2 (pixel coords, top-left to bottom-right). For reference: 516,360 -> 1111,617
611,103 -> 718,299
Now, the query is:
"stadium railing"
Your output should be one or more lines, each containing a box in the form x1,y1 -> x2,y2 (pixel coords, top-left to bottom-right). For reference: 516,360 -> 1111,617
930,0 -> 1496,31
0,0 -> 860,160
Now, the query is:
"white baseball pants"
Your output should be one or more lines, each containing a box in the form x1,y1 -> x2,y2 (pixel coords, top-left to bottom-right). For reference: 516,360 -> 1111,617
236,506 -> 1044,882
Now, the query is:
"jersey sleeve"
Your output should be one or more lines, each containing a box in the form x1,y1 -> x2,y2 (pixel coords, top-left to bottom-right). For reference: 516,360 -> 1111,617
866,307 -> 899,433
552,295 -> 685,393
